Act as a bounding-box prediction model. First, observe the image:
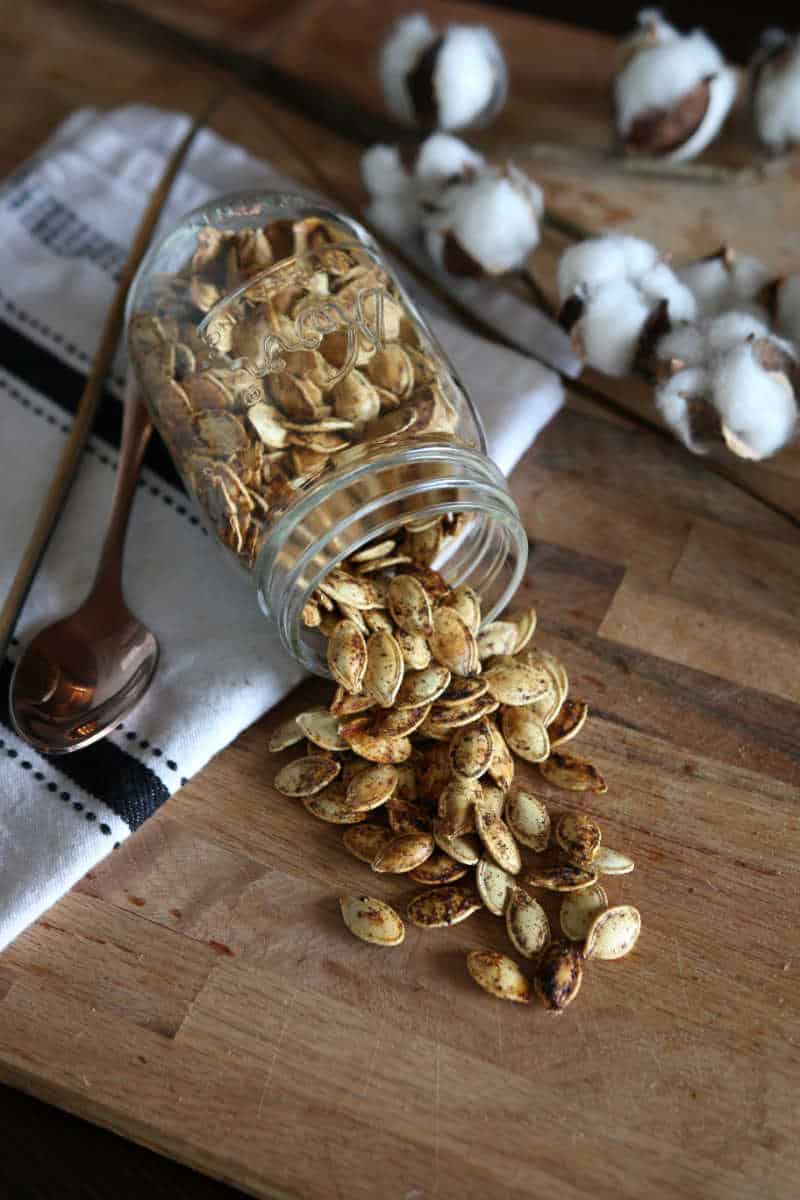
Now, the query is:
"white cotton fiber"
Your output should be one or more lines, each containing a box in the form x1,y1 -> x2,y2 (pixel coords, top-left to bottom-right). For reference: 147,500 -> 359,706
656,321 -> 706,366
432,26 -> 507,132
776,274 -> 800,343
423,168 -> 541,275
361,144 -> 411,199
414,133 -> 485,184
380,13 -> 437,125
557,235 -> 657,302
366,195 -> 420,243
677,252 -> 771,317
379,13 -> 507,132
638,262 -> 697,322
655,365 -> 712,453
753,36 -> 800,153
712,342 -> 799,459
576,278 -> 653,376
705,310 -> 770,355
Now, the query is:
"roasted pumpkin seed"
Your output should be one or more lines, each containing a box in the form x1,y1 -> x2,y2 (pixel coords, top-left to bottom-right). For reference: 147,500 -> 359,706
504,789 -> 551,852
408,850 -> 467,885
387,574 -> 434,636
396,630 -> 432,669
506,888 -> 551,959
304,786 -> 369,824
584,905 -> 641,960
340,717 -> 412,764
394,663 -> 451,708
477,621 -> 518,660
437,777 -> 482,835
371,703 -> 431,738
486,720 -> 514,791
432,821 -> 481,865
274,755 -> 340,797
342,824 -> 394,864
345,763 -> 398,812
442,585 -> 481,634
535,940 -> 583,1011
467,950 -> 530,1003
296,707 -> 349,752
560,884 -> 609,941
407,886 -> 482,928
450,718 -> 494,779
330,687 -> 375,718
593,846 -> 635,875
539,752 -> 607,793
363,630 -> 404,708
484,662 -> 551,707
429,607 -> 479,677
339,895 -> 405,946
547,699 -> 589,748
328,619 -> 368,694
476,855 -> 515,916
522,864 -> 598,892
501,707 -> 550,763
474,800 -> 522,875
555,812 -> 602,867
372,832 -> 435,874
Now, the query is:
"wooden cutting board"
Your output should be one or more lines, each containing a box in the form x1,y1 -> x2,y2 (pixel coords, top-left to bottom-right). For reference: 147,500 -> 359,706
0,3 -> 798,1198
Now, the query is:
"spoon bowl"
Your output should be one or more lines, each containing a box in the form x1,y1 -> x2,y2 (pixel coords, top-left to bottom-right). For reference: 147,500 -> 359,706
10,380 -> 159,755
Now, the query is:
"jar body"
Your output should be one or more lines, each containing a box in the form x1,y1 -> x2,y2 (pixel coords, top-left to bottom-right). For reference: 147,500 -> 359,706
127,191 -> 527,673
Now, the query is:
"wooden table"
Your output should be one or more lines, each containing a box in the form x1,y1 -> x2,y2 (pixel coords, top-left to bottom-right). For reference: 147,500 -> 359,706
1,3 -> 799,1198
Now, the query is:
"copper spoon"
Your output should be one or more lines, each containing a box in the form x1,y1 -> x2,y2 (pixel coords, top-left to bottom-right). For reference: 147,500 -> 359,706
10,380 -> 159,754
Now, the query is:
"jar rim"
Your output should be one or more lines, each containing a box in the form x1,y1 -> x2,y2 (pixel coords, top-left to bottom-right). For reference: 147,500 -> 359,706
255,438 -> 527,675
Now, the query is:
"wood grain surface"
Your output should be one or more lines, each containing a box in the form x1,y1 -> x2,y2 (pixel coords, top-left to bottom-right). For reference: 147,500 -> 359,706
0,3 -> 798,1199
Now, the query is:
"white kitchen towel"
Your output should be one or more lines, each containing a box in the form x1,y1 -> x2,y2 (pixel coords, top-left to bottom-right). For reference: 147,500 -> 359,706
0,105 -> 563,950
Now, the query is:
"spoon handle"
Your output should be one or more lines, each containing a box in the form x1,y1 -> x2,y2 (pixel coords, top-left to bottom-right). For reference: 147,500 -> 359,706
92,379 -> 152,596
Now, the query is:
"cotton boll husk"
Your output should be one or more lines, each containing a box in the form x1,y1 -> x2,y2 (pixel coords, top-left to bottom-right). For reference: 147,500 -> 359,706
557,235 -> 658,303
638,262 -> 697,322
752,33 -> 800,153
655,365 -> 713,453
432,26 -> 508,131
380,13 -> 437,125
669,67 -> 738,163
711,342 -> 798,459
361,144 -> 412,199
775,274 -> 800,343
574,278 -> 653,376
424,170 -> 542,275
414,133 -> 485,184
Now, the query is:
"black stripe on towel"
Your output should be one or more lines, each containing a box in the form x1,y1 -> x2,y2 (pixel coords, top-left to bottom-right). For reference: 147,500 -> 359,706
0,657 -> 170,831
0,315 -> 185,493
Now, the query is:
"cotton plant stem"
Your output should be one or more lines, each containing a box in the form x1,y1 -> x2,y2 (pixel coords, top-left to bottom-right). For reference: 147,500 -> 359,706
0,95 -> 224,661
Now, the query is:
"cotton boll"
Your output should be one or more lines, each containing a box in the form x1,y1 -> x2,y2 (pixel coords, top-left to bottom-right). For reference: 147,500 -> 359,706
557,235 -> 658,303
775,274 -> 800,343
676,249 -> 771,318
413,133 -> 485,185
616,8 -> 679,69
655,365 -> 714,452
379,13 -> 507,132
423,168 -> 542,276
638,262 -> 697,322
613,13 -> 736,161
361,144 -> 412,199
711,341 -> 798,459
572,278 -> 653,376
380,13 -> 437,126
751,31 -> 800,154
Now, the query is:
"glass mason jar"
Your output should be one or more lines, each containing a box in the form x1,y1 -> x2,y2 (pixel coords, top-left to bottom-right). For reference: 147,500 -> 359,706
126,190 -> 527,674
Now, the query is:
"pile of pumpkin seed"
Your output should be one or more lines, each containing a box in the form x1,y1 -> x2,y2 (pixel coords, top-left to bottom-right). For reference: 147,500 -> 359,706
268,534 -> 641,1013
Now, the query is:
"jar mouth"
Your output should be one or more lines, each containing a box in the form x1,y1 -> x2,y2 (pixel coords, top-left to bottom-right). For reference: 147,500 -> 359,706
256,438 -> 527,675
